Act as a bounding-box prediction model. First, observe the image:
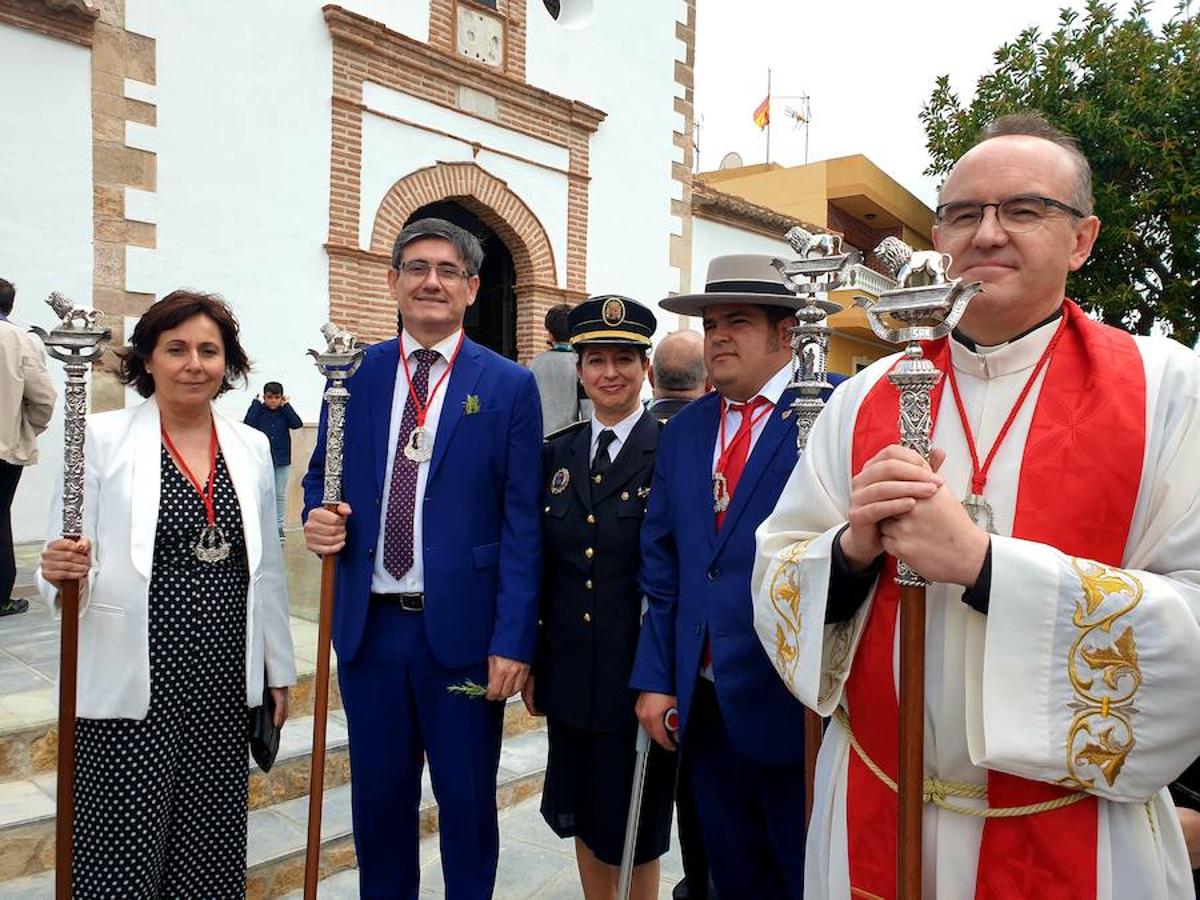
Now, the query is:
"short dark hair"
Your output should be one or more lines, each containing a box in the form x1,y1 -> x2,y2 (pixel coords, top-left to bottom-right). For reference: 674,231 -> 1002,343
544,303 -> 571,342
391,217 -> 485,275
118,290 -> 251,399
764,306 -> 798,328
967,111 -> 1094,215
263,381 -> 283,396
0,279 -> 14,316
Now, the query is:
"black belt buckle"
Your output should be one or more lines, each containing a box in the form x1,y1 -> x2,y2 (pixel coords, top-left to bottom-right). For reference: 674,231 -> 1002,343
397,592 -> 424,612
373,591 -> 424,612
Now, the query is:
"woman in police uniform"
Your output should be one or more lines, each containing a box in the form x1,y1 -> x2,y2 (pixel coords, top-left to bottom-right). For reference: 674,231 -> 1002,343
523,295 -> 674,900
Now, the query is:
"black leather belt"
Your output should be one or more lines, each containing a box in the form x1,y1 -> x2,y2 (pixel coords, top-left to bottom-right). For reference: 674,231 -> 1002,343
371,591 -> 424,612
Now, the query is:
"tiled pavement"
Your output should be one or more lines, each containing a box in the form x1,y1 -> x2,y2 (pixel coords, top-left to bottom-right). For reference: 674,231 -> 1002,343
279,790 -> 686,899
1,536 -> 687,897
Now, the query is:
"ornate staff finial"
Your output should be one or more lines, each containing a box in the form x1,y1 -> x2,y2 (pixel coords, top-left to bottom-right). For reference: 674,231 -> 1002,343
31,293 -> 111,540
307,321 -> 364,507
773,228 -> 860,450
854,239 -> 982,898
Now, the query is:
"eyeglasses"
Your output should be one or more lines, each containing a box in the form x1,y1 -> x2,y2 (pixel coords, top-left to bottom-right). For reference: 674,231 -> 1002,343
396,260 -> 471,283
934,195 -> 1086,236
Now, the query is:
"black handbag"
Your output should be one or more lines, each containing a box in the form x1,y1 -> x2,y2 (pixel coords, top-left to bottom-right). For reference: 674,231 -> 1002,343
248,675 -> 280,773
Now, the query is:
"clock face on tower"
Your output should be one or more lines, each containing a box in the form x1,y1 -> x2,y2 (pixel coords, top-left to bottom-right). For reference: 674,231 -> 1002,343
456,6 -> 504,69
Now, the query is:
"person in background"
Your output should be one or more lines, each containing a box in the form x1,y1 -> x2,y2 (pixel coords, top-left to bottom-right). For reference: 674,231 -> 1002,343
648,328 -> 708,423
644,326 -> 713,900
244,381 -> 303,539
38,290 -> 295,897
529,303 -> 582,435
0,277 -> 56,616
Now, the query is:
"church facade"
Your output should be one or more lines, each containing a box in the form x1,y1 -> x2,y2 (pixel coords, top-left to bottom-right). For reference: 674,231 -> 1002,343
1,0 -> 697,540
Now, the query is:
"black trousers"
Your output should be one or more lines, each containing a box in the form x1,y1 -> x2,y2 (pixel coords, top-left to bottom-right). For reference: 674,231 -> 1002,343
0,461 -> 21,602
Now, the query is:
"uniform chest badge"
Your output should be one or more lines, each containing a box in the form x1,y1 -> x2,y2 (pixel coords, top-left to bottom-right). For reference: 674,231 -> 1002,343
550,467 -> 571,494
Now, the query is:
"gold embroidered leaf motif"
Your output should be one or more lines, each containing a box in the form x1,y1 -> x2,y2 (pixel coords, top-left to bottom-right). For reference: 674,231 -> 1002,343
775,576 -> 801,619
1080,569 -> 1138,616
1080,627 -> 1139,691
776,624 -> 797,664
1075,725 -> 1133,787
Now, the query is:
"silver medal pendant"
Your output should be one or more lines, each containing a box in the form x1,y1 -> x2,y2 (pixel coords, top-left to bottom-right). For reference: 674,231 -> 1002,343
712,472 -> 730,514
962,493 -> 995,533
403,426 -> 434,463
195,524 -> 232,563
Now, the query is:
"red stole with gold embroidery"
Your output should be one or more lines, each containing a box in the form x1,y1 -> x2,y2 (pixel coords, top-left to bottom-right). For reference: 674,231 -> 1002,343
843,300 -> 1146,899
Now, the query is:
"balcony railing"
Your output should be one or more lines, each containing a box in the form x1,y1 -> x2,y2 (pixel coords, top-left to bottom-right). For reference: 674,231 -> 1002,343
845,264 -> 897,298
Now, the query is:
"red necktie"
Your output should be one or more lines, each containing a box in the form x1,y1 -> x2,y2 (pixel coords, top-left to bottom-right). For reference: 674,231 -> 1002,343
704,395 -> 773,671
714,395 -> 772,530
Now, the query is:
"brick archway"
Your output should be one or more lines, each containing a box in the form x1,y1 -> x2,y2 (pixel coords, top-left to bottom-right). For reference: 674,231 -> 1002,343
369,162 -> 557,294
327,161 -> 579,359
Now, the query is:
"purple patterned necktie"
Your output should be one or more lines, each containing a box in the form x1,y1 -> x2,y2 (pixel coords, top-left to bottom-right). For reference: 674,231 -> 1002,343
383,348 -> 438,579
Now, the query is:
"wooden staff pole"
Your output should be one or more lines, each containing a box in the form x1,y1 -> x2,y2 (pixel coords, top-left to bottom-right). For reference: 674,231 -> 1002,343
804,709 -> 823,825
33,294 -> 109,900
55,579 -> 79,899
888,356 -> 941,900
897,583 -> 926,899
303,550 -> 337,897
303,326 -> 362,899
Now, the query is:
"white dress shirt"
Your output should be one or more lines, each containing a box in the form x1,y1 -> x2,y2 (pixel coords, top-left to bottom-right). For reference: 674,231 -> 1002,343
589,405 -> 645,466
710,361 -> 792,475
372,328 -> 463,594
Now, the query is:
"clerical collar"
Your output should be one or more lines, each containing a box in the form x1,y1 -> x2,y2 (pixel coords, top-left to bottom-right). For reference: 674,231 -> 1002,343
951,305 -> 1063,353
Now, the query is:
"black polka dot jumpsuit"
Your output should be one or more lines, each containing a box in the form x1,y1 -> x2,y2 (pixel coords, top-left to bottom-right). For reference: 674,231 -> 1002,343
72,447 -> 250,898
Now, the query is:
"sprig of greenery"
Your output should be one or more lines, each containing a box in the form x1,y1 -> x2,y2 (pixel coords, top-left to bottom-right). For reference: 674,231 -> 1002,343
447,679 -> 489,698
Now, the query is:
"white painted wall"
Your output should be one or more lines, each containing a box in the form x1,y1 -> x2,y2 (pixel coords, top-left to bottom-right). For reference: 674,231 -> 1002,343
0,25 -> 93,543
690,215 -> 792,290
358,85 -> 570,287
123,1 -> 334,428
525,0 -> 683,337
3,1 -> 687,537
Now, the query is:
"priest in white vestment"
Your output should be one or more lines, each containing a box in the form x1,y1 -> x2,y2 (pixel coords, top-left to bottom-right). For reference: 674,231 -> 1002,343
752,113 -> 1200,899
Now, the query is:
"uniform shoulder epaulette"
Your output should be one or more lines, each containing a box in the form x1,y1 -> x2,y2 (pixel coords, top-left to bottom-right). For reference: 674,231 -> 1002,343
544,419 -> 590,443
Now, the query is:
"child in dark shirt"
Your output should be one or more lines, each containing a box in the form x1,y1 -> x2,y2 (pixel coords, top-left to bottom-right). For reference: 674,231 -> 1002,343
244,381 -> 303,538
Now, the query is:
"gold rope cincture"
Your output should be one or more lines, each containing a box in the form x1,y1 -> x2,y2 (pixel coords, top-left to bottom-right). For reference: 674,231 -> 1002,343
832,708 -> 1088,819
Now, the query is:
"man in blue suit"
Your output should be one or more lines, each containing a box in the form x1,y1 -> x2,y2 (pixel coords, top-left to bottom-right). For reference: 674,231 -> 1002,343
632,254 -> 815,899
303,218 -> 542,898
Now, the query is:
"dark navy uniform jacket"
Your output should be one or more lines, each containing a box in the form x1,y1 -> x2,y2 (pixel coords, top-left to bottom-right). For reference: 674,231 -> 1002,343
534,410 -> 661,734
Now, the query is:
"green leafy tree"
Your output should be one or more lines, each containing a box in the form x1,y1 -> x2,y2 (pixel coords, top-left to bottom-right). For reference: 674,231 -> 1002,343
921,1 -> 1199,343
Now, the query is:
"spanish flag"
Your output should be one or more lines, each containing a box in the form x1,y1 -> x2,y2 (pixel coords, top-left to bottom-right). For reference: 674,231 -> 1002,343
753,95 -> 770,130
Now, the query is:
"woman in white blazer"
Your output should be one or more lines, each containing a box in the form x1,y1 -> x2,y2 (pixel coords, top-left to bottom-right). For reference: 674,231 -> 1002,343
39,290 -> 296,898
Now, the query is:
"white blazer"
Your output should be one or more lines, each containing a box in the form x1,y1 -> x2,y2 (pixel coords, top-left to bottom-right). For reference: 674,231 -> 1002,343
36,399 -> 297,720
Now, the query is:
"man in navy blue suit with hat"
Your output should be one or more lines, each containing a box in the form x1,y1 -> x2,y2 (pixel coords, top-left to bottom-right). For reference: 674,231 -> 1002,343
631,254 -> 813,899
303,217 -> 542,898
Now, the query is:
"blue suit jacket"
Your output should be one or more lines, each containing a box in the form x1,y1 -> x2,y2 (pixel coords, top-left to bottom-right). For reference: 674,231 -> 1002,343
302,336 -> 543,668
630,389 -> 812,766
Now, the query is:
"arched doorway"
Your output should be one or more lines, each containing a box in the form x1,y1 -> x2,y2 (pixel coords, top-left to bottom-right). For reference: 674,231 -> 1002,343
405,201 -> 518,360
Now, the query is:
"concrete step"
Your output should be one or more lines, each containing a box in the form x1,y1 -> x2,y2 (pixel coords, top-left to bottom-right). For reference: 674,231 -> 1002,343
0,731 -> 560,900
0,614 -> 341,783
245,725 -> 548,898
284,786 -> 689,899
0,696 -> 541,882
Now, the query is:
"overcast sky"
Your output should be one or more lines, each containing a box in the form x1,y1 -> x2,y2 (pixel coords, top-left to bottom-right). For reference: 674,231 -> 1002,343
693,0 -> 1183,208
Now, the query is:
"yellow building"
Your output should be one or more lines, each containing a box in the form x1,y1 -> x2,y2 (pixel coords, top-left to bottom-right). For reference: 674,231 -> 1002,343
693,155 -> 935,375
